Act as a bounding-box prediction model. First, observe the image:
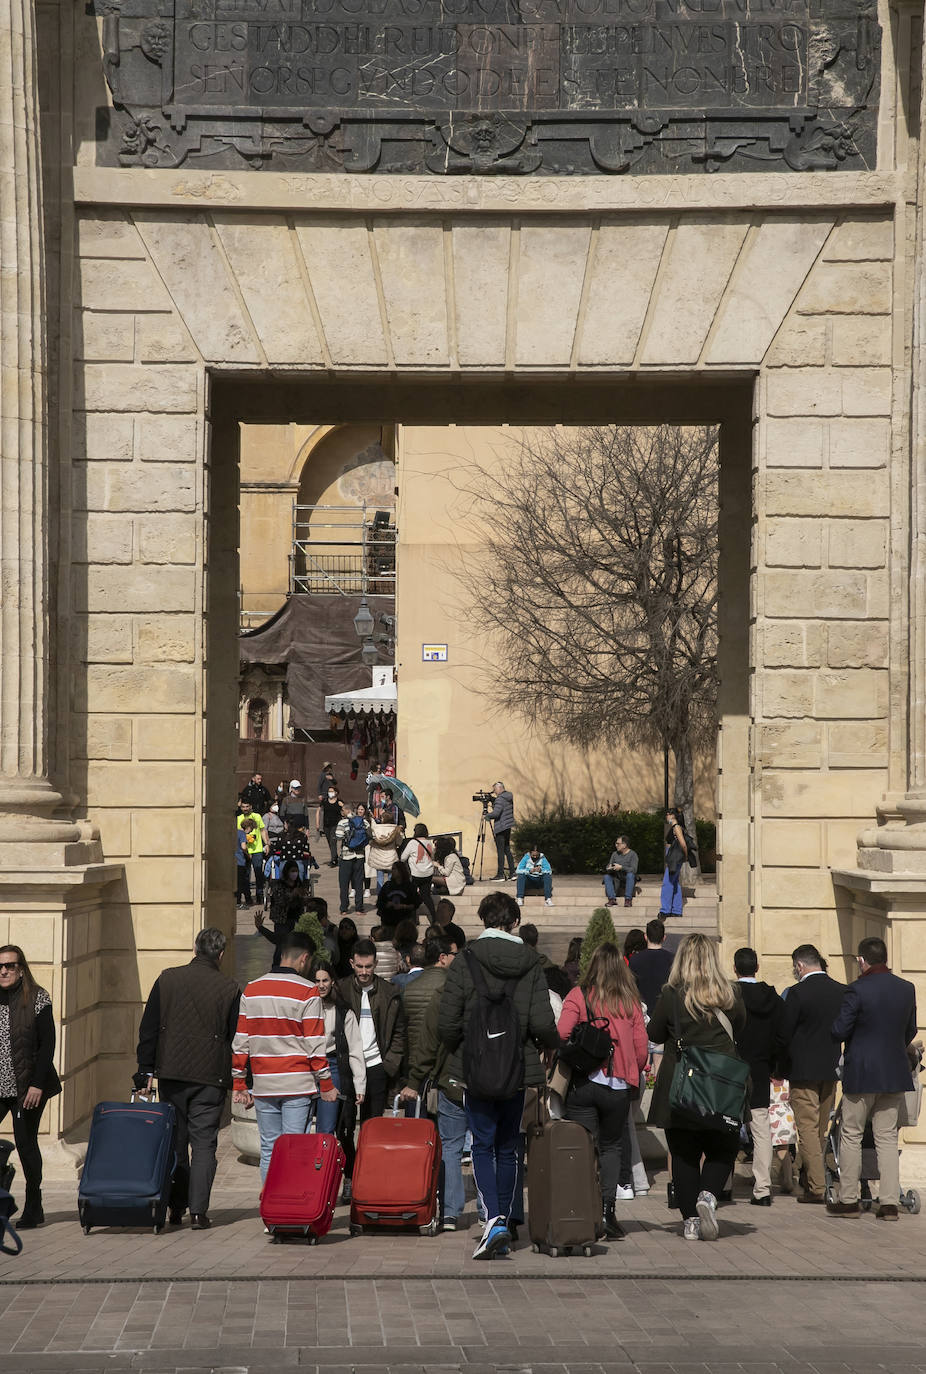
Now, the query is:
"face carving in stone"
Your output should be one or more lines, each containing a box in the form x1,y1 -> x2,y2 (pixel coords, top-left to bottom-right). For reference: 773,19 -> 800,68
140,20 -> 171,64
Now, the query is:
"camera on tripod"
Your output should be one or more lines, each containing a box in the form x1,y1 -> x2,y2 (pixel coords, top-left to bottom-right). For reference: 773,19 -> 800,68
473,789 -> 494,809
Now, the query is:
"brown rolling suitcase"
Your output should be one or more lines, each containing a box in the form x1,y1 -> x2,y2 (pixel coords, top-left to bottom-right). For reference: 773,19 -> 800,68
526,1116 -> 603,1257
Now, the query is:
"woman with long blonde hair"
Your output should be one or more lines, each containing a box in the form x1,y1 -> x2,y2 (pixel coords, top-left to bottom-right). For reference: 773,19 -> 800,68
646,933 -> 746,1243
557,943 -> 648,1241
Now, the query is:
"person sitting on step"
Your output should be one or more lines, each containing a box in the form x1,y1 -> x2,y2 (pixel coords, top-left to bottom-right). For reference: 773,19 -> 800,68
515,845 -> 553,907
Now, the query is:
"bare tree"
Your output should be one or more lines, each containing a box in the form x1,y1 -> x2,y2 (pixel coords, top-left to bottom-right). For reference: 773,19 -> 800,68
462,425 -> 719,838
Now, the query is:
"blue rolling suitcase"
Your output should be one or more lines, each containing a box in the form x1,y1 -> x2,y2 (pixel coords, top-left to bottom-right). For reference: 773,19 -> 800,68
78,1098 -> 176,1234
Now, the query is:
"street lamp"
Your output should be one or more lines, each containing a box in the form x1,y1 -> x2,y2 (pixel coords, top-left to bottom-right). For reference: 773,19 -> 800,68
353,597 -> 375,640
361,639 -> 379,667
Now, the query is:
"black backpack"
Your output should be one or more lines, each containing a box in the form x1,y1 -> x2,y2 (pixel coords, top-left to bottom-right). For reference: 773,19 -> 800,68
462,950 -> 524,1099
460,855 -> 475,886
559,994 -> 614,1077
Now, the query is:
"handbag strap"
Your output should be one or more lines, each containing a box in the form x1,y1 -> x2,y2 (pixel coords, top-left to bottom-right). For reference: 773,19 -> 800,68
670,988 -> 736,1052
715,1008 -> 736,1046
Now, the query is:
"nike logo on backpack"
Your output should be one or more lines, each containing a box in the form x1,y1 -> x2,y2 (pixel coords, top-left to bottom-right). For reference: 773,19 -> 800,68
487,1031 -> 506,1039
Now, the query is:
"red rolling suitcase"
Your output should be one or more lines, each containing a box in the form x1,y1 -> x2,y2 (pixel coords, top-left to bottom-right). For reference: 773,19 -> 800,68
350,1113 -> 441,1236
260,1132 -> 345,1243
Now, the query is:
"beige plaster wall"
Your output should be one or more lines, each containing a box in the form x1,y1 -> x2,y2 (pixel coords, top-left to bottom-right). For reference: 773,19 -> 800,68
395,424 -> 715,854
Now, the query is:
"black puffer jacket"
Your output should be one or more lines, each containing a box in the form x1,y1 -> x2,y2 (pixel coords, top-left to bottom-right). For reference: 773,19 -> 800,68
438,933 -> 558,1090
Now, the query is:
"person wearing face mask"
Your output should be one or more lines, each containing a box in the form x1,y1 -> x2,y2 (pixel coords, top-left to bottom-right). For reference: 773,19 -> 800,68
317,785 -> 343,867
0,945 -> 61,1229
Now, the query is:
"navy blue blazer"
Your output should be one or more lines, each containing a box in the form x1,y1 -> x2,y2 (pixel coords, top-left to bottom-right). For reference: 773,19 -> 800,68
831,968 -> 917,1095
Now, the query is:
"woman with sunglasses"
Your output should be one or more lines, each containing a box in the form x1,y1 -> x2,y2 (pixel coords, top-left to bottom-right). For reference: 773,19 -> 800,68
0,945 -> 61,1228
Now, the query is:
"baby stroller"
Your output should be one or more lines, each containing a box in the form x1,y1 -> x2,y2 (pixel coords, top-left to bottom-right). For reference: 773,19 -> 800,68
823,1055 -> 923,1213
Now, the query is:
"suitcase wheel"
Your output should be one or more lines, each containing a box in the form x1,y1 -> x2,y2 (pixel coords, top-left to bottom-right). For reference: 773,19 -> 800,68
531,1243 -> 539,1253
83,1225 -> 92,1236
419,1217 -> 439,1237
548,1246 -> 560,1257
581,1246 -> 594,1258
153,1223 -> 164,1234
906,1189 -> 921,1214
349,1223 -> 363,1237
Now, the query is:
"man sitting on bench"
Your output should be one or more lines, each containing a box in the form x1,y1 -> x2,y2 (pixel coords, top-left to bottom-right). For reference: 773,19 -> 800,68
515,845 -> 553,907
604,835 -> 638,908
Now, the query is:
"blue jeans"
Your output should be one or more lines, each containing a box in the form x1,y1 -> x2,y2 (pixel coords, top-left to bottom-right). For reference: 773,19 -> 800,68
661,867 -> 683,915
464,1090 -> 525,1222
438,1091 -> 467,1221
307,1060 -> 341,1135
249,852 -> 264,899
254,1094 -> 312,1182
516,873 -> 552,900
604,870 -> 636,901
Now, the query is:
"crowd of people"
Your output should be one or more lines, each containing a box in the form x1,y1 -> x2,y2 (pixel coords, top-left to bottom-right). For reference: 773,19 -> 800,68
0,783 -> 918,1257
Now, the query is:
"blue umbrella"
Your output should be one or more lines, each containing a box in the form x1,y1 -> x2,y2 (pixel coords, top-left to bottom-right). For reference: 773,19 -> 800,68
367,773 -> 420,818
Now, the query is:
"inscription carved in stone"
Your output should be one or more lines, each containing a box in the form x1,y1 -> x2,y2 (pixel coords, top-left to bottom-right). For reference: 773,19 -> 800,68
91,0 -> 880,174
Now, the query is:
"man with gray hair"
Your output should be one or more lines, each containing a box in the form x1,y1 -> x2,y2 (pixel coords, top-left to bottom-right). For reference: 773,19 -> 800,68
136,928 -> 241,1231
486,781 -> 515,881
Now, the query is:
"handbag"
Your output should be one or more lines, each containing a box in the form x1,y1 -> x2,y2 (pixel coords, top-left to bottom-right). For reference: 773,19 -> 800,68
559,994 -> 614,1077
668,994 -> 750,1134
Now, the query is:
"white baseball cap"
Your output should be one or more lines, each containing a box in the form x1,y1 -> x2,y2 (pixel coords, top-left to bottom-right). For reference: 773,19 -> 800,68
290,779 -> 302,788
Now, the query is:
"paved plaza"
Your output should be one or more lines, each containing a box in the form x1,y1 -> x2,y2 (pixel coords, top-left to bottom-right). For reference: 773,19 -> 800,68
2,1130 -> 925,1374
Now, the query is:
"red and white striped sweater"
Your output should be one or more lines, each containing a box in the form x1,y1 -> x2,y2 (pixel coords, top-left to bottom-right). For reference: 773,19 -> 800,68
232,969 -> 333,1097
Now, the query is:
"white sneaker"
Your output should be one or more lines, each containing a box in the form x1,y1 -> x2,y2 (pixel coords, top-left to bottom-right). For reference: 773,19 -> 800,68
614,1184 -> 635,1201
696,1190 -> 719,1241
516,897 -> 524,907
545,898 -> 554,906
683,1218 -> 701,1240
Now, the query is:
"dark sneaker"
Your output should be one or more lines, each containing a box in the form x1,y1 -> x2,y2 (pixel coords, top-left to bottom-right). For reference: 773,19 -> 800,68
877,1204 -> 899,1220
190,1213 -> 212,1230
797,1191 -> 826,1204
473,1216 -> 509,1260
826,1200 -> 861,1217
750,1195 -> 771,1207
441,1216 -> 457,1232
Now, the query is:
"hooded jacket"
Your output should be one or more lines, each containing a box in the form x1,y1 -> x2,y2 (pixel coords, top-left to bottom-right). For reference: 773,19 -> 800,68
437,931 -> 558,1091
735,980 -> 784,1107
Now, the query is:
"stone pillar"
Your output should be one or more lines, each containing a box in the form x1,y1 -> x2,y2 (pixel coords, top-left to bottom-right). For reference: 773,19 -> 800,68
0,0 -> 80,852
0,0 -> 122,1160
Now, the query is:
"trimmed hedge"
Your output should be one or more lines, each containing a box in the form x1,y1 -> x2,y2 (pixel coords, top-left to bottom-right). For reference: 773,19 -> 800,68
512,809 -> 716,875
579,907 -> 619,977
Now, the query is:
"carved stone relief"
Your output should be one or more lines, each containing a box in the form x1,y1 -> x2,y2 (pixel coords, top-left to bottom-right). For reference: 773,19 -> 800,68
91,0 -> 880,174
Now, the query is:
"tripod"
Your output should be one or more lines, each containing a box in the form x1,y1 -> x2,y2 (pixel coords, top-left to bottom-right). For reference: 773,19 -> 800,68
473,809 -> 492,882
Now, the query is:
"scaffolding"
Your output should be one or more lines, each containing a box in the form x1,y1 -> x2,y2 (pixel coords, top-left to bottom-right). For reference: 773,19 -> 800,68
290,503 -> 396,597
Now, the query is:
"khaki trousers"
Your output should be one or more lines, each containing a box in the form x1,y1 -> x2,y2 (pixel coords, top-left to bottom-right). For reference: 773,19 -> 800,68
790,1080 -> 837,1196
838,1092 -> 903,1207
750,1106 -> 772,1198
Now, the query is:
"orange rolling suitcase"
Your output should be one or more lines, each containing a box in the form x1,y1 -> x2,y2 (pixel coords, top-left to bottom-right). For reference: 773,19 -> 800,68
350,1110 -> 441,1236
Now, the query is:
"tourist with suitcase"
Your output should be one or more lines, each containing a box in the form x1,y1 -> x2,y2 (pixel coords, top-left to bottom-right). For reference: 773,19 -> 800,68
134,927 -> 241,1230
557,942 -> 649,1241
438,890 -> 559,1260
232,932 -> 338,1183
337,939 -> 407,1124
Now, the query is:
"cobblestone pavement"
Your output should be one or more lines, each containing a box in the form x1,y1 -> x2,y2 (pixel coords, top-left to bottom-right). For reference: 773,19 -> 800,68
2,1135 -> 925,1373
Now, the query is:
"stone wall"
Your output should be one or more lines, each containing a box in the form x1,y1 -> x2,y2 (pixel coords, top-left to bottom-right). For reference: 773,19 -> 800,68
67,189 -> 903,1031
